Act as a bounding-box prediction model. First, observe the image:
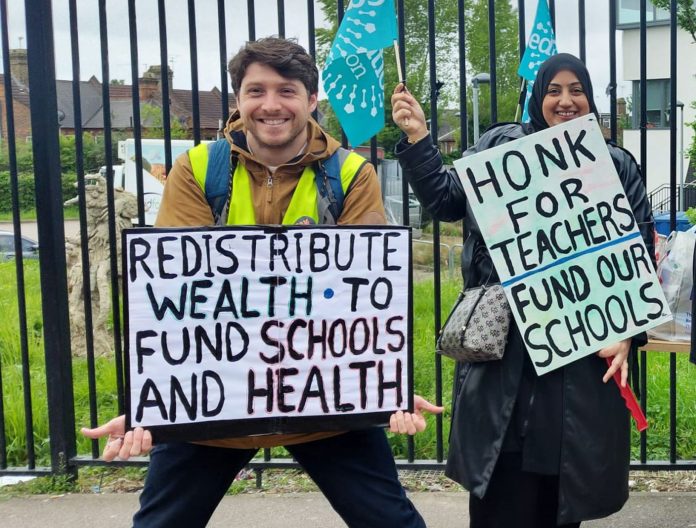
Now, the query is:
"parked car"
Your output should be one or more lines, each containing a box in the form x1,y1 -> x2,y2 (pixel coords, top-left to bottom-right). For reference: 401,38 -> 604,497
0,230 -> 39,261
384,195 -> 423,228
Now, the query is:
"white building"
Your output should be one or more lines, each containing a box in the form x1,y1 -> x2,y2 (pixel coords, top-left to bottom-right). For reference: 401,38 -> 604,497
619,0 -> 695,207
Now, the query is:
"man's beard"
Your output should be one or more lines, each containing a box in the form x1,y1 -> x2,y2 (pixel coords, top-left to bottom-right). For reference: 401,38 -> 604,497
249,121 -> 307,152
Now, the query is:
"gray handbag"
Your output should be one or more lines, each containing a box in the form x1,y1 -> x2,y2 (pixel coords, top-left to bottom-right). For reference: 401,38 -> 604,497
436,283 -> 511,362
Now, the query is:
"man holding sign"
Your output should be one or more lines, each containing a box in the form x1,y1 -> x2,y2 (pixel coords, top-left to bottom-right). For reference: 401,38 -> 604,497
392,54 -> 660,527
83,38 -> 441,528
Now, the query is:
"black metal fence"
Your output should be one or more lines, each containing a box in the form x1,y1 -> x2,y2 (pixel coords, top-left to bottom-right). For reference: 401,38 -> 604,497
649,183 -> 696,214
0,0 -> 694,481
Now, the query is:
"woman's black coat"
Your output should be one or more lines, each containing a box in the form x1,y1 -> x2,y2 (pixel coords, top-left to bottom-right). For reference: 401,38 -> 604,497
396,123 -> 655,524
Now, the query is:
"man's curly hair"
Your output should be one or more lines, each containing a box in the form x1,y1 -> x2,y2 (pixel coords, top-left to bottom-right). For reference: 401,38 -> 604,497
228,37 -> 318,96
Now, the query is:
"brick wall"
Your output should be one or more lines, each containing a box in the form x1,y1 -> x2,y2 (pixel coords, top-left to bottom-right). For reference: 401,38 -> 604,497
0,82 -> 32,141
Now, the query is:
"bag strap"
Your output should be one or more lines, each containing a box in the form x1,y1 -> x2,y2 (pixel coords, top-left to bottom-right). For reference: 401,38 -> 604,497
437,285 -> 489,347
481,264 -> 495,287
204,138 -> 236,224
313,149 -> 344,222
461,286 -> 489,332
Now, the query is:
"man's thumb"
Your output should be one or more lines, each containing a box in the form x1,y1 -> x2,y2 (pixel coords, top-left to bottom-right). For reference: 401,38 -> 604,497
423,403 -> 445,414
81,426 -> 107,439
81,415 -> 125,439
416,397 -> 445,415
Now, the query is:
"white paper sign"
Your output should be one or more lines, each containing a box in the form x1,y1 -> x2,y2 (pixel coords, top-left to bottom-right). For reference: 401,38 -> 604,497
454,115 -> 671,375
123,225 -> 412,441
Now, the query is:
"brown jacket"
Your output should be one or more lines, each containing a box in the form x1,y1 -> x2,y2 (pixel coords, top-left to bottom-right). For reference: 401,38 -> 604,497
155,113 -> 386,448
157,112 -> 385,227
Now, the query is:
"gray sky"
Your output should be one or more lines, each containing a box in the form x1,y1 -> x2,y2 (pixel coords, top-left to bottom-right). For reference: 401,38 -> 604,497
5,0 -> 324,93
3,0 -> 629,112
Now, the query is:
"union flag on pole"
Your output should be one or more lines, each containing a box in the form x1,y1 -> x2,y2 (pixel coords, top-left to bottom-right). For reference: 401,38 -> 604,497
518,0 -> 557,122
322,0 -> 397,146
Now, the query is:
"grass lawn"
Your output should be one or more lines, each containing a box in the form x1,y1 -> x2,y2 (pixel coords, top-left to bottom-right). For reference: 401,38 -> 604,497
0,257 -> 695,471
0,206 -> 80,223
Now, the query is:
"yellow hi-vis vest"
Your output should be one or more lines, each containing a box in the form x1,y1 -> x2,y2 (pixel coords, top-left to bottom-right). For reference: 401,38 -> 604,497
188,142 -> 365,225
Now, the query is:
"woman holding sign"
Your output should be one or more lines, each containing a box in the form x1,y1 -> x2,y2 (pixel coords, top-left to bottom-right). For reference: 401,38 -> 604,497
391,53 -> 655,527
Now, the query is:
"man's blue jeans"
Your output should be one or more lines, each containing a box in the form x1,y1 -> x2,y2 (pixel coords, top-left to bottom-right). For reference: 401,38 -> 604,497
133,428 -> 425,528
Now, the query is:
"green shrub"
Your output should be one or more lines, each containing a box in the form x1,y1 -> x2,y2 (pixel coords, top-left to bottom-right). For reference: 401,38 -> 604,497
686,206 -> 696,226
0,140 -> 34,173
0,172 -> 36,212
0,172 -> 79,214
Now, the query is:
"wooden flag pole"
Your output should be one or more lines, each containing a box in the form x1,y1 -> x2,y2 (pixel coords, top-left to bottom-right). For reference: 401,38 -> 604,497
394,39 -> 409,127
394,39 -> 405,85
514,78 -> 526,123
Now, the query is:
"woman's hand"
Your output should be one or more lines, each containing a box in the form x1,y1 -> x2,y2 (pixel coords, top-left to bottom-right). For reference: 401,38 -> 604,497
597,338 -> 631,387
389,395 -> 444,435
391,83 -> 430,144
81,415 -> 153,461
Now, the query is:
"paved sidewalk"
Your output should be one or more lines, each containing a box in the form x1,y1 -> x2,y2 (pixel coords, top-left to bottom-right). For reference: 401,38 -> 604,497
1,491 -> 695,527
0,220 -> 81,241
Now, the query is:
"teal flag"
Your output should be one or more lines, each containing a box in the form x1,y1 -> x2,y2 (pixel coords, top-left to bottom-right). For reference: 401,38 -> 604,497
521,80 -> 535,123
322,0 -> 397,146
518,0 -> 557,122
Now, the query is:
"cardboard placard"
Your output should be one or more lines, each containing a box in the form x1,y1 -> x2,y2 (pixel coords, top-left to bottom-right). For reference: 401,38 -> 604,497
454,115 -> 671,375
123,225 -> 412,441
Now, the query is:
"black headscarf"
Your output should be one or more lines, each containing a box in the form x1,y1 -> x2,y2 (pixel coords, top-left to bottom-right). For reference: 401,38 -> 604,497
526,53 -> 599,132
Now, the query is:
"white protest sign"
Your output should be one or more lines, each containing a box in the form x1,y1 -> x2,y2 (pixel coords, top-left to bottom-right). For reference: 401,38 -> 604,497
454,115 -> 671,375
123,225 -> 412,441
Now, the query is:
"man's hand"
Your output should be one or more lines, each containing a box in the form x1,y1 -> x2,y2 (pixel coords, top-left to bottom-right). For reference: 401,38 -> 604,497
81,415 -> 153,462
389,395 -> 444,435
391,83 -> 430,144
597,338 -> 631,387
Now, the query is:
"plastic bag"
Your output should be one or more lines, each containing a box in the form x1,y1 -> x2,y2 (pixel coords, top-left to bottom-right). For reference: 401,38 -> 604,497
648,230 -> 695,342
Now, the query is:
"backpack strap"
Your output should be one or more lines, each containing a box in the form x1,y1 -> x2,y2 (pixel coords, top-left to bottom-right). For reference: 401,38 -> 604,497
203,143 -> 363,226
314,150 -> 342,223
203,138 -> 236,225
314,147 -> 366,224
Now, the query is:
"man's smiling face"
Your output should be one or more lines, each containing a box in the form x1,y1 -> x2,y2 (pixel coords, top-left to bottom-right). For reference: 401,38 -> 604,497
237,62 -> 318,161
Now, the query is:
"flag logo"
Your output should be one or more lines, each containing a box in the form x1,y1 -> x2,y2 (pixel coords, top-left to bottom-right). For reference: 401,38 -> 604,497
518,0 -> 557,82
322,1 -> 397,146
518,0 -> 557,122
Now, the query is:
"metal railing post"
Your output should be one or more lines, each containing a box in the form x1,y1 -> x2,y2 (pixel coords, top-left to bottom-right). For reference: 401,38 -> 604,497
24,0 -> 77,477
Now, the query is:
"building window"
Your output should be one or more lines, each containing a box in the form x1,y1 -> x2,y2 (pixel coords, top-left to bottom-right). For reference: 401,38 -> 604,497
598,113 -> 612,129
617,0 -> 672,28
631,79 -> 671,129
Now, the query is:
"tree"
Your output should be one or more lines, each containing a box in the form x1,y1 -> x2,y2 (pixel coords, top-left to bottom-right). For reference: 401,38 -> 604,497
651,0 -> 696,173
651,0 -> 696,42
315,1 -> 520,154
464,0 -> 520,144
140,103 -> 191,140
315,0 -> 460,155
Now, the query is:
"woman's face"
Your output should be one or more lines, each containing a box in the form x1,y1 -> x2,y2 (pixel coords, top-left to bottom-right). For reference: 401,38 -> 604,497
541,70 -> 591,127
